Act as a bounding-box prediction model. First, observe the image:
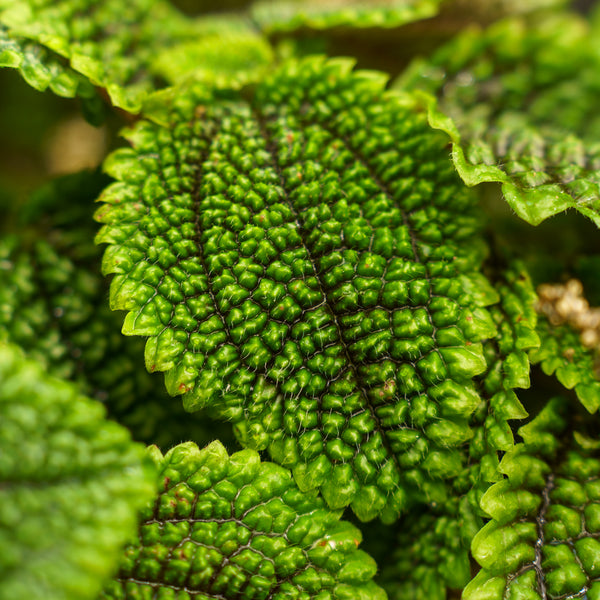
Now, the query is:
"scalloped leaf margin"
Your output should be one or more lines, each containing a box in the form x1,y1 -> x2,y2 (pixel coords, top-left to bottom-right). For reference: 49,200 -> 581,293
101,440 -> 386,600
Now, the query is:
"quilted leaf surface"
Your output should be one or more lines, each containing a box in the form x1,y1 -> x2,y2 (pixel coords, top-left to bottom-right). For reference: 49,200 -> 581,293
0,0 -> 272,113
397,15 -> 600,226
0,171 -> 234,450
0,342 -> 157,600
96,57 -> 496,520
379,263 -> 537,600
101,440 -> 385,600
464,397 -> 600,600
469,262 -> 538,487
0,24 -> 103,121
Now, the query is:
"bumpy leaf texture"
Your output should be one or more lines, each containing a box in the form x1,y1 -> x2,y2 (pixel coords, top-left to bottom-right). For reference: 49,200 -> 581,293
101,440 -> 385,600
252,0 -> 443,33
397,14 -> 600,226
469,261 -> 538,488
0,24 -> 103,122
0,0 -> 271,113
381,499 -> 479,600
377,262 -> 537,600
96,56 -> 497,521
464,397 -> 600,600
251,0 -> 565,36
0,171 -> 236,450
0,342 -> 157,600
530,316 -> 600,414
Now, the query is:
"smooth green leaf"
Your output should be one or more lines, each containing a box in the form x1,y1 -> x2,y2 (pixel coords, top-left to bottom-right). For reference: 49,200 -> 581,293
96,56 -> 494,520
0,342 -> 157,600
100,440 -> 386,600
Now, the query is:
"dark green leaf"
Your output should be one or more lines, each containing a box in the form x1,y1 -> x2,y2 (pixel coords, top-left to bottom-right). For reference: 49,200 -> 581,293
96,56 -> 496,520
0,171 -> 237,450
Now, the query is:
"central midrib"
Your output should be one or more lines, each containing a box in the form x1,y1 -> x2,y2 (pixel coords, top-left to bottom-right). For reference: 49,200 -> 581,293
250,101 -> 406,482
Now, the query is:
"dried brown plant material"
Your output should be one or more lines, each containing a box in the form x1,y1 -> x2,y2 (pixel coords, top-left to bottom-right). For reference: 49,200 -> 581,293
537,279 -> 600,350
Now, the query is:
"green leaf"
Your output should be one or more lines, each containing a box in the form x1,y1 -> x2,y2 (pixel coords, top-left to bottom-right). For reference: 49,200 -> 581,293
0,0 -> 272,113
252,0 -> 442,33
152,17 -> 274,90
100,440 -> 386,600
96,56 -> 494,520
530,315 -> 600,413
397,14 -> 600,226
464,397 -> 600,600
386,262 -> 539,599
251,0 -> 564,37
0,170 -> 237,450
470,262 -> 538,469
0,24 -> 103,122
0,342 -> 157,600
380,497 -> 480,600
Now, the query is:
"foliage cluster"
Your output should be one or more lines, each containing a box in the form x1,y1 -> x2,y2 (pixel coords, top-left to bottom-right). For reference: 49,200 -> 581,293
1,1 -> 600,599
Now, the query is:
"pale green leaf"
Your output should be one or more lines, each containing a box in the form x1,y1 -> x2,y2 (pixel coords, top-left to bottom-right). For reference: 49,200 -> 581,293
0,24 -> 103,122
0,0 -> 272,113
252,0 -> 442,33
0,342 -> 157,600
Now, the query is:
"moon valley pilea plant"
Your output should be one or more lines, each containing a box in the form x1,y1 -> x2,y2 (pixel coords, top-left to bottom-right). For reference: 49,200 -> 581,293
2,0 -> 600,598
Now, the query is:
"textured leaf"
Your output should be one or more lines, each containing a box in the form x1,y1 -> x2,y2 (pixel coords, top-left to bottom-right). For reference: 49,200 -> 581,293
96,56 -> 495,520
251,0 -> 564,36
0,0 -> 272,113
469,262 -> 539,487
464,397 -> 600,600
0,170 -> 237,450
530,315 -> 600,414
0,24 -> 103,122
397,14 -> 600,226
252,0 -> 442,33
0,342 -> 157,600
100,440 -> 386,600
377,263 -> 538,599
379,497 -> 480,600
